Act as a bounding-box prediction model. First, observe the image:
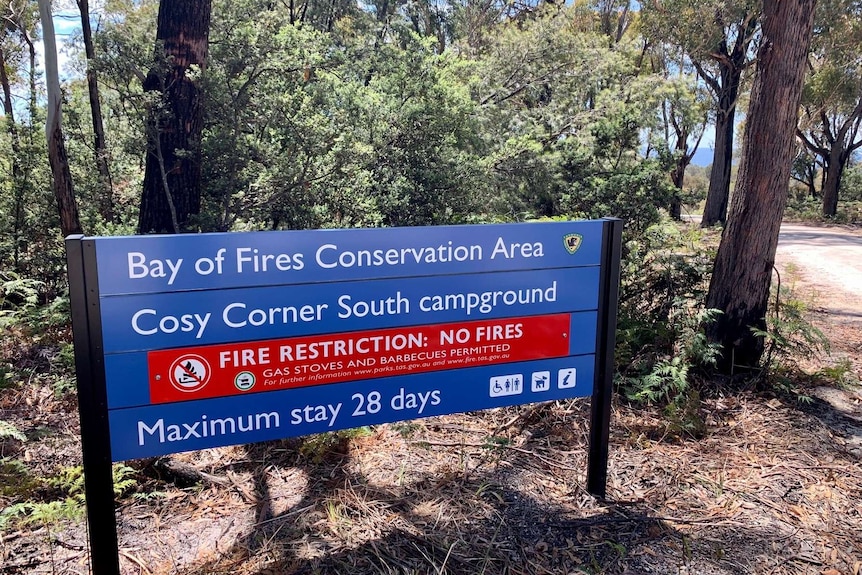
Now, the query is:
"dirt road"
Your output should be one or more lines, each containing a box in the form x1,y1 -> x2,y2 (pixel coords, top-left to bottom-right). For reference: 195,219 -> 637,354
774,222 -> 862,376
776,223 -> 862,314
774,222 -> 862,458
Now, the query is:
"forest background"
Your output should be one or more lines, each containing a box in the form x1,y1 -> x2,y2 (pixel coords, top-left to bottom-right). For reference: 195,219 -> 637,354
1,0 -> 862,573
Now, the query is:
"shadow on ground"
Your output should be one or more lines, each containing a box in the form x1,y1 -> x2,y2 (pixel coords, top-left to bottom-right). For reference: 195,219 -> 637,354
167,399 -> 834,575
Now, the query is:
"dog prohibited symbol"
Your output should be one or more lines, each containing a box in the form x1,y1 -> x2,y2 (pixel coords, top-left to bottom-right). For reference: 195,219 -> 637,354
169,354 -> 211,393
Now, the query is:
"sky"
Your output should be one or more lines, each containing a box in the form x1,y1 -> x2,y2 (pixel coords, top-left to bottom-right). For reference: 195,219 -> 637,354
51,9 -> 83,81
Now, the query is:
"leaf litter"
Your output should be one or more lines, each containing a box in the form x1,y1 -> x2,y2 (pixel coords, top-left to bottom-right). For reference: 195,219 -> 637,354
2,384 -> 861,574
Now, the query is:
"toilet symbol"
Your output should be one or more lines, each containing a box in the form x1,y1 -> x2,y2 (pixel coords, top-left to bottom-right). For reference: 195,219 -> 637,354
489,374 -> 524,398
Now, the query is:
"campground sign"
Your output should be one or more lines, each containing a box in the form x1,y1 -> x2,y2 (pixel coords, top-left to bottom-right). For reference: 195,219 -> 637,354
66,219 -> 621,575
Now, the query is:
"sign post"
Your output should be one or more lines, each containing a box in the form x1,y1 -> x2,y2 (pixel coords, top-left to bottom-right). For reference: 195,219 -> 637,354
66,237 -> 121,575
66,219 -> 622,574
587,218 -> 623,499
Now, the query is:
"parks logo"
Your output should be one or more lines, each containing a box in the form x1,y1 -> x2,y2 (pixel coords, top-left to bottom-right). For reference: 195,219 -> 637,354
563,233 -> 583,255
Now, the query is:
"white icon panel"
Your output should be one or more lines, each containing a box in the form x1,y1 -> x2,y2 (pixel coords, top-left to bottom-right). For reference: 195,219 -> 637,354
557,368 -> 577,389
531,371 -> 551,392
489,374 -> 524,397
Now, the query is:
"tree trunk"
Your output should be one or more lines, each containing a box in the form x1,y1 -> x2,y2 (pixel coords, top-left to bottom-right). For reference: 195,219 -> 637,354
78,0 -> 114,222
701,67 -> 741,227
669,158 -> 688,221
38,0 -> 83,238
0,44 -> 25,270
705,0 -> 816,372
821,146 -> 843,217
138,0 -> 212,235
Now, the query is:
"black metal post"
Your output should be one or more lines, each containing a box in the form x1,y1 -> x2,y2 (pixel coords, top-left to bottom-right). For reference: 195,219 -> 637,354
66,236 -> 121,575
586,218 -> 623,499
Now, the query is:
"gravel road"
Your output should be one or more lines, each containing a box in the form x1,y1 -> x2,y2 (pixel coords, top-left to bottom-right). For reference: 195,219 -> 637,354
776,223 -> 862,314
774,222 -> 862,457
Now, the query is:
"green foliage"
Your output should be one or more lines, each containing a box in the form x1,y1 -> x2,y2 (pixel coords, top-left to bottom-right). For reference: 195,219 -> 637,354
0,465 -> 86,530
0,463 -> 142,530
299,427 -> 372,463
841,164 -> 862,202
618,222 -> 715,354
0,271 -> 42,328
752,285 -> 830,370
617,221 -> 720,411
784,194 -> 862,224
0,421 -> 26,442
816,358 -> 859,388
47,466 -> 86,501
0,459 -> 39,498
0,499 -> 84,530
0,363 -> 13,389
112,463 -> 140,497
620,307 -> 721,404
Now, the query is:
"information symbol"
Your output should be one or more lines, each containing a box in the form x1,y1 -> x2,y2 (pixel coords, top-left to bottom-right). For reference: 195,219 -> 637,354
557,368 -> 577,389
169,355 -> 211,393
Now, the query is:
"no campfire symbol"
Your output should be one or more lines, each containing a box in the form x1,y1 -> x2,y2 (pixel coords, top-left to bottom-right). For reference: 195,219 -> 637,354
168,354 -> 211,393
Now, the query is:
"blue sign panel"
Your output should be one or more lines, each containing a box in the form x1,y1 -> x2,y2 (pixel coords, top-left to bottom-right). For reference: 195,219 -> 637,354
99,267 -> 600,353
93,221 -> 603,295
69,220 -> 614,462
108,354 -> 596,461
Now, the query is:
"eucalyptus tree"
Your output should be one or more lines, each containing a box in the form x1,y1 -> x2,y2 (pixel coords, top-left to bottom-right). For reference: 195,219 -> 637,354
1,0 -> 42,270
76,0 -> 113,222
592,0 -> 634,44
138,0 -> 212,234
641,0 -> 761,227
644,43 -> 709,219
38,0 -> 82,237
796,0 -> 862,217
0,20 -> 25,269
706,0 -> 816,371
475,5 -> 675,229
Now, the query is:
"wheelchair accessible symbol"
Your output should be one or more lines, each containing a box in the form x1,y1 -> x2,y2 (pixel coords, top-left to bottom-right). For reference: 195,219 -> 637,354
490,374 -> 523,398
169,354 -> 211,393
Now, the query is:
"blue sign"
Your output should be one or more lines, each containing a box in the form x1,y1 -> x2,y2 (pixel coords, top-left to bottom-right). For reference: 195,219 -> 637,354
94,221 -> 602,295
108,354 -> 596,461
69,220 -> 613,462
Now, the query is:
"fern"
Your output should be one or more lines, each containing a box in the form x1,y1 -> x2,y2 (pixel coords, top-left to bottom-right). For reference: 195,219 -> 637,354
0,420 -> 26,442
755,284 -> 830,369
621,307 -> 722,405
0,272 -> 43,328
112,463 -> 139,497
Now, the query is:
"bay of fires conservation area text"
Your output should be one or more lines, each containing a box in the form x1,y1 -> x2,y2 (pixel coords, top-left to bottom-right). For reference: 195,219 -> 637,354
126,237 -> 555,340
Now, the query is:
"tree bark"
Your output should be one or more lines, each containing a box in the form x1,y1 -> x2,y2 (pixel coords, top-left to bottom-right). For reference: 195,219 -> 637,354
821,146 -> 843,216
78,0 -> 114,222
669,157 -> 688,220
705,0 -> 817,372
700,67 -> 741,227
138,0 -> 212,234
38,0 -> 83,238
0,44 -> 25,270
